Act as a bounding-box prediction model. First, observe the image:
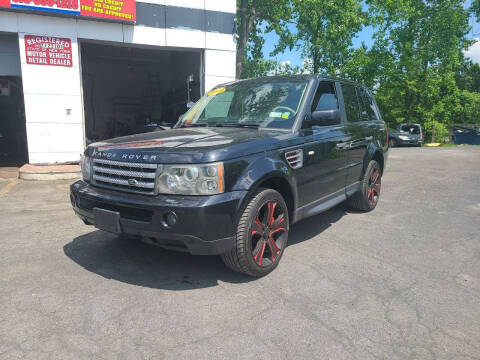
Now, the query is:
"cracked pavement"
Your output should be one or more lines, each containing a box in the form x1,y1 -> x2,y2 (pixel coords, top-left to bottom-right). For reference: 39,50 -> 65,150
0,147 -> 479,359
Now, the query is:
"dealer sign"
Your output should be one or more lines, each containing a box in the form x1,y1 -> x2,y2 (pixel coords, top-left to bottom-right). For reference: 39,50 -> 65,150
25,35 -> 73,67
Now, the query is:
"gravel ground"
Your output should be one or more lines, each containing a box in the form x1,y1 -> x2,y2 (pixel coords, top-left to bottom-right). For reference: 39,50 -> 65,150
0,147 -> 479,360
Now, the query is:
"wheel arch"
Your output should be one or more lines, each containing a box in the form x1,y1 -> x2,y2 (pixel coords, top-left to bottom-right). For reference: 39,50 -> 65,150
371,149 -> 385,174
231,156 -> 298,223
253,176 -> 296,222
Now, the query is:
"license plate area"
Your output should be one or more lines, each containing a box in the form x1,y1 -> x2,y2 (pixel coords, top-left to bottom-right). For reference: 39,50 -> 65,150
93,208 -> 121,234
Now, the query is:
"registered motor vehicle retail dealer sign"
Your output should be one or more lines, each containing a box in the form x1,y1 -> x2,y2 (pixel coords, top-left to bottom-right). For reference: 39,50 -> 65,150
24,35 -> 73,67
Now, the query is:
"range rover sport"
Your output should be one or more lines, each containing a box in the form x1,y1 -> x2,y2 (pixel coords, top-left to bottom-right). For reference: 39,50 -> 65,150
71,75 -> 388,277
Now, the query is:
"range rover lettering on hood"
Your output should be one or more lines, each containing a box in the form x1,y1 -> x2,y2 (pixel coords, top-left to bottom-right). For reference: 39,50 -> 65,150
92,150 -> 159,162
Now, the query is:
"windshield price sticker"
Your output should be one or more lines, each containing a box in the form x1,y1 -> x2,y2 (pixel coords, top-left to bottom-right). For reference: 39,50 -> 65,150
269,111 -> 291,119
24,35 -> 73,67
208,88 -> 226,96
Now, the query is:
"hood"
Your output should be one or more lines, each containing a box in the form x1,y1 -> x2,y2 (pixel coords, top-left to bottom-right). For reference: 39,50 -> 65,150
87,127 -> 290,164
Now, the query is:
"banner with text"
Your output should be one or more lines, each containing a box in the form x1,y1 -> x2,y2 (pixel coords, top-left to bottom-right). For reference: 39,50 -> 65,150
0,0 -> 135,22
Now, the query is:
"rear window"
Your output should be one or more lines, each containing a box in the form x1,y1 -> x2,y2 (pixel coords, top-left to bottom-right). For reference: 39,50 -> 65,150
400,125 -> 421,134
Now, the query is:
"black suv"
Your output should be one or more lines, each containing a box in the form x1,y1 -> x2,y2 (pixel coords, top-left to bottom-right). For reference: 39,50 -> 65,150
71,76 -> 388,277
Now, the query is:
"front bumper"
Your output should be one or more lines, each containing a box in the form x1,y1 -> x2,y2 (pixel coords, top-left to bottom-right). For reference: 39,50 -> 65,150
70,181 -> 248,255
396,138 -> 422,145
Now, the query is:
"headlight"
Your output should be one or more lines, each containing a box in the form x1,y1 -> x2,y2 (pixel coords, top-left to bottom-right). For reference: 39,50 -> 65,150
156,163 -> 224,195
398,135 -> 409,140
80,155 -> 92,182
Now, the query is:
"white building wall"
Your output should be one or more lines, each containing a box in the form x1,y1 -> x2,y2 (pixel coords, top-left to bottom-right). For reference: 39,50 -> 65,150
0,0 -> 237,164
16,15 -> 84,164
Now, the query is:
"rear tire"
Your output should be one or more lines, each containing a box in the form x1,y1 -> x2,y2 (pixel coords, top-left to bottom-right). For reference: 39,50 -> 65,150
346,160 -> 382,212
221,189 -> 289,277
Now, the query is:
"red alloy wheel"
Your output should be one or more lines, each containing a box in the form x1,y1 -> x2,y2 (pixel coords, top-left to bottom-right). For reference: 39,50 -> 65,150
251,200 -> 287,267
367,165 -> 381,207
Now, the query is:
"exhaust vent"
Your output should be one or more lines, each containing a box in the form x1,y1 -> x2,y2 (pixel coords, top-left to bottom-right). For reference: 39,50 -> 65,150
285,149 -> 303,169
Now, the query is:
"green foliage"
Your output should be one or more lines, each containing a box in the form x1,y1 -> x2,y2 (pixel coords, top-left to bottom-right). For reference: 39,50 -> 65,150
355,0 -> 478,141
236,0 -> 292,78
237,0 -> 480,143
424,121 -> 450,143
274,0 -> 367,75
241,20 -> 278,78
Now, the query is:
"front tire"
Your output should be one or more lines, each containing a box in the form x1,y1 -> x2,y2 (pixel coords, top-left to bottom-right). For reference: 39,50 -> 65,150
221,189 -> 289,277
346,160 -> 382,212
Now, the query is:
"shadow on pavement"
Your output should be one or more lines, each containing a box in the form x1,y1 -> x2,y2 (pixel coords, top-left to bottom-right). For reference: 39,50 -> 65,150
64,205 -> 347,290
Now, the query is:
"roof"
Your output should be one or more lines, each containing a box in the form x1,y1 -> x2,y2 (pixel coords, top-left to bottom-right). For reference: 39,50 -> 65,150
218,74 -> 364,88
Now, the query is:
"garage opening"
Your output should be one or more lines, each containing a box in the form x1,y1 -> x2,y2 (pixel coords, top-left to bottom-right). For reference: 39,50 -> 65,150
0,33 -> 28,167
0,77 -> 27,166
80,42 -> 202,144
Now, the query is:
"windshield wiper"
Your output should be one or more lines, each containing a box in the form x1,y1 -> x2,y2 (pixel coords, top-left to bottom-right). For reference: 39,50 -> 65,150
180,122 -> 209,128
217,122 -> 261,129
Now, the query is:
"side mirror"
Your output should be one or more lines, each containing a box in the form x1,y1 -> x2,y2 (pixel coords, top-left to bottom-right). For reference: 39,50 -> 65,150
308,109 -> 341,127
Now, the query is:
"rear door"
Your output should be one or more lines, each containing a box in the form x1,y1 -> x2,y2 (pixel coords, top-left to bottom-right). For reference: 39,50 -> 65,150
340,82 -> 371,188
295,80 -> 350,211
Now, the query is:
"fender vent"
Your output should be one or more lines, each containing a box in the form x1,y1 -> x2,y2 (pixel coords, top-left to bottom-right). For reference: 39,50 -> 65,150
285,149 -> 303,169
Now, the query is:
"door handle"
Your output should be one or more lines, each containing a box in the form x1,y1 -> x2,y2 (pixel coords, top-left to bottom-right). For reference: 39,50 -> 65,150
365,136 -> 373,141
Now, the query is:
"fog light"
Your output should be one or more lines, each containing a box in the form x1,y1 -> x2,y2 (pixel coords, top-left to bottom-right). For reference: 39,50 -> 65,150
163,211 -> 178,228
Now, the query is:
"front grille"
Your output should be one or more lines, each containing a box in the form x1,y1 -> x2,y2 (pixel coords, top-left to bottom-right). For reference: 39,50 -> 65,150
92,159 -> 160,195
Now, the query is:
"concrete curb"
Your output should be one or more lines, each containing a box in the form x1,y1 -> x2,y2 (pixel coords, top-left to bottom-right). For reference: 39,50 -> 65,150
19,164 -> 81,181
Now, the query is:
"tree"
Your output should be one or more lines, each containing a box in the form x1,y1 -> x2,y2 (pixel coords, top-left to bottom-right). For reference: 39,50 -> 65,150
236,0 -> 291,79
363,0 -> 474,142
241,21 -> 277,78
273,0 -> 367,75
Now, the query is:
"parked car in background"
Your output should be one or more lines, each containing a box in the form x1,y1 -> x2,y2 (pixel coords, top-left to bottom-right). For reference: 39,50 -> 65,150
389,123 -> 423,147
71,75 -> 388,277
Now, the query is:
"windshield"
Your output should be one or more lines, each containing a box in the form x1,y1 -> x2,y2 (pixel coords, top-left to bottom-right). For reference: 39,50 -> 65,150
178,79 -> 308,130
400,125 -> 420,134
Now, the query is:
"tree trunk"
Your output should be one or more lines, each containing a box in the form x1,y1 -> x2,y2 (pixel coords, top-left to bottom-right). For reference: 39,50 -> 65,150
236,0 -> 257,79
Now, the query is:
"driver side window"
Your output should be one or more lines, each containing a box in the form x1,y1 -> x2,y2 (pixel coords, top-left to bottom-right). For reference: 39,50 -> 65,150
311,81 -> 339,112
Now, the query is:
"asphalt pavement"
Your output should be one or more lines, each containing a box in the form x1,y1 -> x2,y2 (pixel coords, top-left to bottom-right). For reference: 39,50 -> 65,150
0,147 -> 479,360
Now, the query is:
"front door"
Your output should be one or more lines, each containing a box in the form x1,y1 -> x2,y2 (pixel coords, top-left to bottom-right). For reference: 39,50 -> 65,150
295,81 -> 350,213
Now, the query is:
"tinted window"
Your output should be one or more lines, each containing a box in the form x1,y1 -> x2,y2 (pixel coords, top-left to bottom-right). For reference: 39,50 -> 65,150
311,81 -> 338,111
400,124 -> 421,134
341,83 -> 360,123
357,86 -> 379,121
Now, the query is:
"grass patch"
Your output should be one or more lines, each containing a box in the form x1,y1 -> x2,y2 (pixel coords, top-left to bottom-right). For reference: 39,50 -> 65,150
438,143 -> 480,147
